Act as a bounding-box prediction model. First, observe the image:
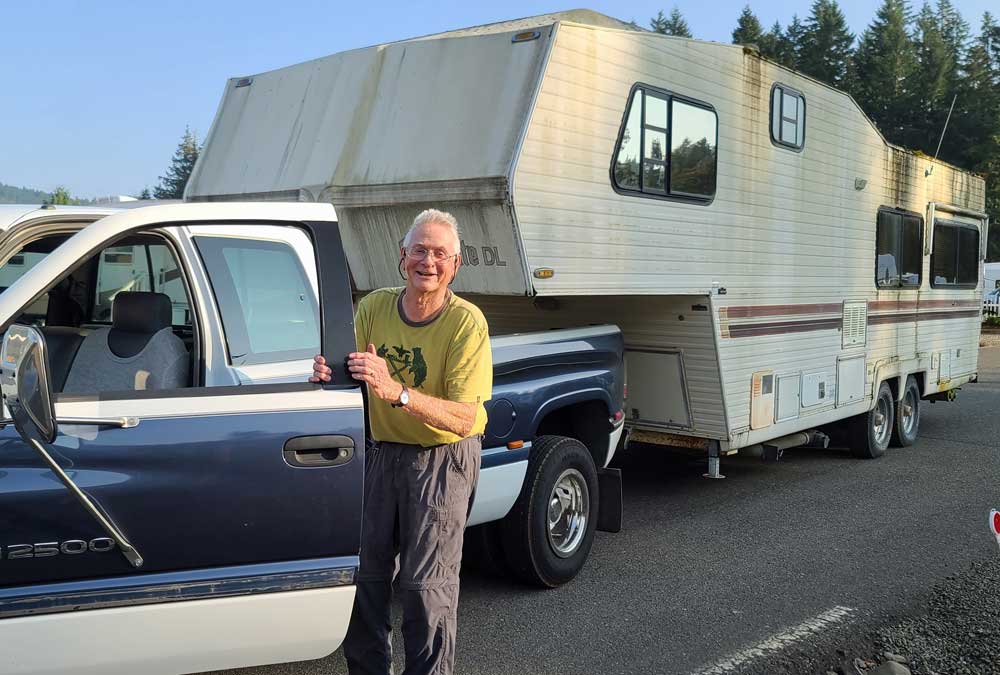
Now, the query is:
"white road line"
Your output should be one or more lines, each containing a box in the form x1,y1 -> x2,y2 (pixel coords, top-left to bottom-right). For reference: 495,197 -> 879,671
689,605 -> 856,675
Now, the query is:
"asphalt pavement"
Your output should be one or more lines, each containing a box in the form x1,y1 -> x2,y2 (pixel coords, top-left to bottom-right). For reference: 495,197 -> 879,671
212,348 -> 1000,675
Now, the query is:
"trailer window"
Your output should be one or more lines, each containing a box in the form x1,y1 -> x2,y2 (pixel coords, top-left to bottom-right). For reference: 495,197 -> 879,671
875,208 -> 922,288
612,84 -> 717,203
771,84 -> 805,150
931,220 -> 979,287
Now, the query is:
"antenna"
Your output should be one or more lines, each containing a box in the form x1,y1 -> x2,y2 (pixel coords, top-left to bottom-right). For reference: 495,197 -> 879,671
925,94 -> 958,178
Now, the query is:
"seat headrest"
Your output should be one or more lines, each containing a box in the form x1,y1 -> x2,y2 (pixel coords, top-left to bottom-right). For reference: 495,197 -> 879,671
112,292 -> 173,334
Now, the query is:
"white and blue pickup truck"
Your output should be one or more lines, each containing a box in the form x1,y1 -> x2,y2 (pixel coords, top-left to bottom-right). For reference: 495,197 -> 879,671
0,203 -> 626,674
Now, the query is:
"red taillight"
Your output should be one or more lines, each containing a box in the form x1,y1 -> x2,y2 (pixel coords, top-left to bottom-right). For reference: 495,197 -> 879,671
613,411 -> 623,422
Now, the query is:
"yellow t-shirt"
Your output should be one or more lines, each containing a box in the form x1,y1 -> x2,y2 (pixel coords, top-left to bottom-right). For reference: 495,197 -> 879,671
355,288 -> 492,446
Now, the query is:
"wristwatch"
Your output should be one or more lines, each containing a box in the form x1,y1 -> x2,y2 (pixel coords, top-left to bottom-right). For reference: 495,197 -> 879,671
392,385 -> 410,408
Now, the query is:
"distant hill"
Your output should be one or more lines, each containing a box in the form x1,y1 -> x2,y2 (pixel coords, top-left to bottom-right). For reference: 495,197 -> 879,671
0,182 -> 51,204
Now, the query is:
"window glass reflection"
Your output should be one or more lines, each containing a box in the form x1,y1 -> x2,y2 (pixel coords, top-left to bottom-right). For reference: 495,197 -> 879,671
613,91 -> 642,190
670,100 -> 717,197
645,95 -> 667,128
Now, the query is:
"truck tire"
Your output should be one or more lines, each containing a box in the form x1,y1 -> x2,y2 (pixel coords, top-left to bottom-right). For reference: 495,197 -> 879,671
849,381 -> 894,459
501,435 -> 599,588
890,376 -> 920,447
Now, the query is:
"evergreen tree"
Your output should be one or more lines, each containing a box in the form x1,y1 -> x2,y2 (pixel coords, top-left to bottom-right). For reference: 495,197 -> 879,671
139,187 -> 152,200
982,12 -> 999,72
913,2 -> 954,152
732,6 -> 764,46
154,127 -> 200,200
850,0 -> 919,144
784,15 -> 807,69
650,10 -> 668,34
651,7 -> 692,37
44,187 -> 74,205
757,21 -> 786,62
798,0 -> 855,87
936,0 -> 970,66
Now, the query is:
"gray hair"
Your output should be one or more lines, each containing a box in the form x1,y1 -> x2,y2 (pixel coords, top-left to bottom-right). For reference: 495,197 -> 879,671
403,209 -> 461,252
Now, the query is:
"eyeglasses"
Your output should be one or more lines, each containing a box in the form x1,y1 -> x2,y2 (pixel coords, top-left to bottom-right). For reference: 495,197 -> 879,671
405,246 -> 458,263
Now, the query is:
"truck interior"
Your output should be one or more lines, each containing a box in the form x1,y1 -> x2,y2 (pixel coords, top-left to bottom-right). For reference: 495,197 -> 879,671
0,232 -> 198,393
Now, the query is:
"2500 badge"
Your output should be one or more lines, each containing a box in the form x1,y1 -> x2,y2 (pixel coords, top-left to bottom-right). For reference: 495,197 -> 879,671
2,538 -> 117,559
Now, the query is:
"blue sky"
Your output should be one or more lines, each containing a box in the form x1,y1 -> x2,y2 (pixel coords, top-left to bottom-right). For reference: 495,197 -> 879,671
2,0 -> 994,198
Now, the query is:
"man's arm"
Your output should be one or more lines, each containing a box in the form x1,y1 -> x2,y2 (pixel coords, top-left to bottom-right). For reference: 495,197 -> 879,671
396,388 -> 477,438
312,344 -> 477,437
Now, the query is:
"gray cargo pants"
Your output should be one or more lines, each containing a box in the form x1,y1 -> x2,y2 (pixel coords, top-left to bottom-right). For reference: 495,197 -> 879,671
343,436 -> 481,675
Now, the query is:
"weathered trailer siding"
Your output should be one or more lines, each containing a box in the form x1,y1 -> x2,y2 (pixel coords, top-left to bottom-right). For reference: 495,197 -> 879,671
513,22 -> 985,440
186,27 -> 551,294
474,294 -> 728,440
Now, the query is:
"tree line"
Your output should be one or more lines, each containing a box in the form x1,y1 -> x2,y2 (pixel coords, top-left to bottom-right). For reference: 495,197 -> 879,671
651,1 -> 1000,260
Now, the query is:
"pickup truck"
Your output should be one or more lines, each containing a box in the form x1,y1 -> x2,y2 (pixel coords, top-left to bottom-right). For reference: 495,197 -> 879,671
0,203 -> 625,674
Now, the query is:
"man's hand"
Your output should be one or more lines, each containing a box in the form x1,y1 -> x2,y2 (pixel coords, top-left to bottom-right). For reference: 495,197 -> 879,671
347,344 -> 404,402
309,355 -> 333,383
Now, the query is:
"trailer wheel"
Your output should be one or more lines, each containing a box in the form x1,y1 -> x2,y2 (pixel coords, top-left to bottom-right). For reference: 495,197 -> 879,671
849,381 -> 894,459
890,376 -> 921,447
501,435 -> 598,588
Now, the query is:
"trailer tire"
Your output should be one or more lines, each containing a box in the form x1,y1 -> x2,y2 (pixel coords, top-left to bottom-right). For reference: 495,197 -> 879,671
849,381 -> 894,459
501,435 -> 598,588
890,376 -> 920,447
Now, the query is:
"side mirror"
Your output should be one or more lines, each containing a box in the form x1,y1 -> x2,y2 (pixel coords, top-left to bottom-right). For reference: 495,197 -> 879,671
1,325 -> 57,443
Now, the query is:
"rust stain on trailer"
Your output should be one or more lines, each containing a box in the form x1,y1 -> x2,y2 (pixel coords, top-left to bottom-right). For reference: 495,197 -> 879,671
885,148 -> 918,207
628,428 -> 710,450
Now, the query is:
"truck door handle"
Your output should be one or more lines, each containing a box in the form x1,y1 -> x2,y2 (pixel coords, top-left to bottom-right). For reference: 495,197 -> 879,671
283,435 -> 355,468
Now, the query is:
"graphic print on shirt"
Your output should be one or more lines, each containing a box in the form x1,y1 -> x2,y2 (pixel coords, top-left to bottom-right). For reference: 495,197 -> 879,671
378,344 -> 428,387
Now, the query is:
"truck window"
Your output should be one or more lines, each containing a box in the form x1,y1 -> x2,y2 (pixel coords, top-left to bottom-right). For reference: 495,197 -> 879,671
875,208 -> 922,288
194,237 -> 320,366
92,243 -> 191,325
931,220 -> 979,287
612,83 -> 717,203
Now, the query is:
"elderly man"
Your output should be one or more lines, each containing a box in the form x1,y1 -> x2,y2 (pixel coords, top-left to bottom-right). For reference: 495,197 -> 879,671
311,209 -> 491,675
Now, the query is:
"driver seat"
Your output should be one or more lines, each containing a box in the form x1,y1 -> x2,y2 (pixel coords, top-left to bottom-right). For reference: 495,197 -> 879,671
62,292 -> 188,394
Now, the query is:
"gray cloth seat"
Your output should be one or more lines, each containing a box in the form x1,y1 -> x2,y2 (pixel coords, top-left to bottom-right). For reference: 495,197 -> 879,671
62,292 -> 188,394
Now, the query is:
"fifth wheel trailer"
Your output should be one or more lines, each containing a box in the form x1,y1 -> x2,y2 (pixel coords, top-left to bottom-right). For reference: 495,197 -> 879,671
186,9 -> 989,466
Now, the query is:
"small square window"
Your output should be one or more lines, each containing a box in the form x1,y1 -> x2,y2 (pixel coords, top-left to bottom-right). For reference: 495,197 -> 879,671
771,84 -> 805,151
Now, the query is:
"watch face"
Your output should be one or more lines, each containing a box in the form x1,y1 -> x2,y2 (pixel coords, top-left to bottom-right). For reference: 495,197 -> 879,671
400,389 -> 409,405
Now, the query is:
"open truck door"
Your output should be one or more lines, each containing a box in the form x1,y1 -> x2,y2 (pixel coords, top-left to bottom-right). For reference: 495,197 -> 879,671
0,203 -> 363,675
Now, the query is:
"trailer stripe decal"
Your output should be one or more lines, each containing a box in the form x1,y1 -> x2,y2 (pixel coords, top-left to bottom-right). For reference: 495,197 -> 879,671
723,308 -> 980,338
723,299 -> 979,319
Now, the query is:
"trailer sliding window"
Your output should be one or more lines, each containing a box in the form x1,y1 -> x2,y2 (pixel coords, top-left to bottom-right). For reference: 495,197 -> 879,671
611,84 -> 717,203
875,208 -> 922,288
931,219 -> 979,288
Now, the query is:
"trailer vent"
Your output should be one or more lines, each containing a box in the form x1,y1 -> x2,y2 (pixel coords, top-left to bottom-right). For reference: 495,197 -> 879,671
842,301 -> 867,348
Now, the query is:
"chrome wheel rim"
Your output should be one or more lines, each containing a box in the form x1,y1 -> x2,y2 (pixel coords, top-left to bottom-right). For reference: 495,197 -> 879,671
900,389 -> 917,436
873,395 -> 891,446
547,468 -> 589,558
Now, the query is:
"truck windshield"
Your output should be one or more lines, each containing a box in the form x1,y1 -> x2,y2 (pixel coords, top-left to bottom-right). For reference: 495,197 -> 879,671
0,248 -> 52,322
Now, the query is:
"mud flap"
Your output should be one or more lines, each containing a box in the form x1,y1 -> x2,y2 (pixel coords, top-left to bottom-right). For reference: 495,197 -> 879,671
596,467 -> 622,533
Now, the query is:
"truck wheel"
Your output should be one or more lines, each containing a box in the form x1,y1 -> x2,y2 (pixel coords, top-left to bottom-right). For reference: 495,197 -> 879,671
849,381 -> 894,459
501,435 -> 599,588
890,376 -> 920,447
